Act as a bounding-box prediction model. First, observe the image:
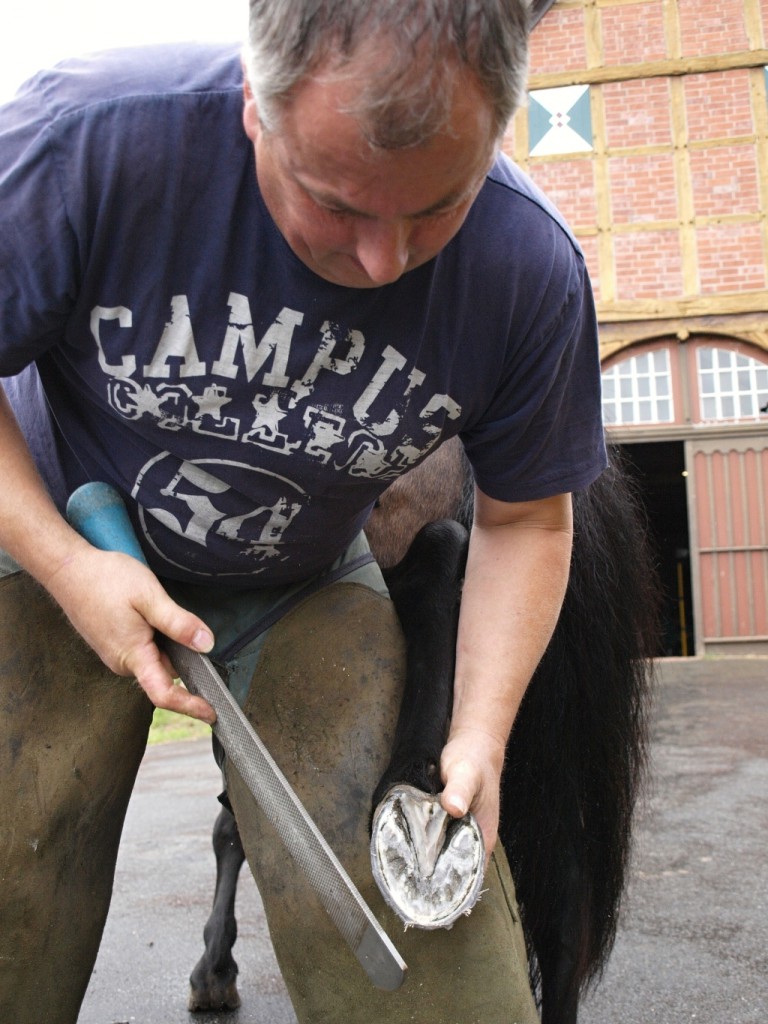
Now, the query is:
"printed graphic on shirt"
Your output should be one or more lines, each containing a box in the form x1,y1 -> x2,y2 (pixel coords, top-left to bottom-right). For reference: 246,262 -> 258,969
91,293 -> 462,575
132,454 -> 306,576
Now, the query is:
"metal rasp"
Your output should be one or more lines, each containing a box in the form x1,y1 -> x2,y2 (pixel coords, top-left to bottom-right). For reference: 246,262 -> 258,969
65,481 -> 407,992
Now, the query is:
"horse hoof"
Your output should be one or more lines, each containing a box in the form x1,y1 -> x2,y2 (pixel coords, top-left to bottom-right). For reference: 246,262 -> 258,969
188,977 -> 241,1012
370,784 -> 485,929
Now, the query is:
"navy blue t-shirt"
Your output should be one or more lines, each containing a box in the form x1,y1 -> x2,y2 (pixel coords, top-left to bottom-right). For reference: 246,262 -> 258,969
0,43 -> 606,586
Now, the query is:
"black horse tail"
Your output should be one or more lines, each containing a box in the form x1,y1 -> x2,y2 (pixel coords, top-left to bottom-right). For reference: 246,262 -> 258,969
498,448 -> 661,1022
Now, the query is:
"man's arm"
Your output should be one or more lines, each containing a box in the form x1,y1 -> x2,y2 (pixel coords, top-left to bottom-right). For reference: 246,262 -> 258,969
0,388 -> 216,722
440,486 -> 573,858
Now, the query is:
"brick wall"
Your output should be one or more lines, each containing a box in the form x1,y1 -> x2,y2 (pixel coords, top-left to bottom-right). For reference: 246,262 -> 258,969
523,158 -> 598,227
613,230 -> 685,300
609,153 -> 678,224
528,6 -> 589,73
600,2 -> 668,65
685,69 -> 754,139
697,223 -> 767,293
504,0 -> 768,315
602,77 -> 673,149
677,0 -> 751,56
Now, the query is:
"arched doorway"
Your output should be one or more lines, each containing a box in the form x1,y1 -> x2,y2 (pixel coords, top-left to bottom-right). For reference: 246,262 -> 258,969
601,335 -> 768,656
617,440 -> 692,656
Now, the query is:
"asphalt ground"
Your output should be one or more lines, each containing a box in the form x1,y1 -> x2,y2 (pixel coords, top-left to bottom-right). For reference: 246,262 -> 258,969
78,657 -> 768,1024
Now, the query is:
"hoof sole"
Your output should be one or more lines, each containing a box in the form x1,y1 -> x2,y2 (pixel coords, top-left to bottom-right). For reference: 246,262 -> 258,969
371,784 -> 484,929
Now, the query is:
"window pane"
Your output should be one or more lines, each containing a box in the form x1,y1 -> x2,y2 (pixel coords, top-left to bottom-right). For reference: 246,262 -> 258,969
697,346 -> 768,422
601,348 -> 674,425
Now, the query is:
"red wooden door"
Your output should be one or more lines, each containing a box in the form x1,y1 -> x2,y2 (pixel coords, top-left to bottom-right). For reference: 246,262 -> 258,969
687,436 -> 768,653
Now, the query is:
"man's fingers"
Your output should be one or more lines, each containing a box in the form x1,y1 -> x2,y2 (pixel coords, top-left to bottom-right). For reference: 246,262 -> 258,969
125,576 -> 218,723
440,760 -> 477,820
144,592 -> 215,656
440,741 -> 502,861
136,651 -> 217,725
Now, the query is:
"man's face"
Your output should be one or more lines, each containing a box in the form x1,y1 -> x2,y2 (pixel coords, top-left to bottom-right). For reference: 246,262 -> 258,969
243,63 -> 496,288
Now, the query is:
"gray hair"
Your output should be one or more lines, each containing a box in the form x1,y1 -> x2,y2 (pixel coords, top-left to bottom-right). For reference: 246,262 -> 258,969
244,0 -> 530,148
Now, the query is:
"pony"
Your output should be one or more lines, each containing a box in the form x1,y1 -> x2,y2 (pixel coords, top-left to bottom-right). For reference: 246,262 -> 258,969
188,437 -> 659,1024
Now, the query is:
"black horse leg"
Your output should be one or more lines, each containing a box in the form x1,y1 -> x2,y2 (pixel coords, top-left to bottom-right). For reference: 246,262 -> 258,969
189,517 -> 468,1011
537,852 -> 584,1024
372,518 -> 468,808
188,804 -> 246,1012
540,949 -> 580,1024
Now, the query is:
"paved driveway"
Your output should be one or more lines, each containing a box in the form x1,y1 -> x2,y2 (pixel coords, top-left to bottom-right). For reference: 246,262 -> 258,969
79,657 -> 768,1023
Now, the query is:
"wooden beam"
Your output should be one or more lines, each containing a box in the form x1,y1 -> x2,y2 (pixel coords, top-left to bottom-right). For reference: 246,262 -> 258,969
528,49 -> 768,90
597,292 -> 768,322
749,66 -> 768,286
598,311 -> 768,362
744,0 -> 766,50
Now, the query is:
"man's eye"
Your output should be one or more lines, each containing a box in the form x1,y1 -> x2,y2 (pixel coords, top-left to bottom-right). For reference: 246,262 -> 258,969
318,202 -> 353,219
415,206 -> 458,223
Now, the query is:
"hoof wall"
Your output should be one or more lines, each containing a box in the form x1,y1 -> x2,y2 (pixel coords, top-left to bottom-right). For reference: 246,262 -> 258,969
188,979 -> 241,1012
371,784 -> 484,929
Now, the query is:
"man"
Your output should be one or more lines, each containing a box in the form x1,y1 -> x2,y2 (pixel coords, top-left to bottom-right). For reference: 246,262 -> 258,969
0,2 -> 606,1021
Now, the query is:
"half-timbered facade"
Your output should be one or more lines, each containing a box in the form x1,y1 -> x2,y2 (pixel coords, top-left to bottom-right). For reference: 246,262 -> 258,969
506,0 -> 768,655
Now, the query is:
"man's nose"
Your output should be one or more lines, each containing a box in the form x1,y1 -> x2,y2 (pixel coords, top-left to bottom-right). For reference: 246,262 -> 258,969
354,219 -> 410,285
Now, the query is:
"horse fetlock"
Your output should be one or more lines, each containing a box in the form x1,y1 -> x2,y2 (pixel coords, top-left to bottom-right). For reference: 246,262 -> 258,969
371,751 -> 441,813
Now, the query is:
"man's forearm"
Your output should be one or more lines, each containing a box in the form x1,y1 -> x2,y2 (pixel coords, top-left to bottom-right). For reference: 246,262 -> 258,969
0,388 -> 88,586
439,487 -> 573,854
451,491 -> 573,748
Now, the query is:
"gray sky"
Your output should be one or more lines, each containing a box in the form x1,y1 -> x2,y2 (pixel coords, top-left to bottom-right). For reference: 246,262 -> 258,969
0,0 -> 248,102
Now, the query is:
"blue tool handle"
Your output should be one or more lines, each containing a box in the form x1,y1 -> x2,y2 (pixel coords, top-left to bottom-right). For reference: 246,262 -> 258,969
66,482 -> 149,566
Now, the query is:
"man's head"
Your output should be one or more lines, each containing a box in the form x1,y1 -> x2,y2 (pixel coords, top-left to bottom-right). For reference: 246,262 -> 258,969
244,0 -> 530,147
242,1 -> 531,288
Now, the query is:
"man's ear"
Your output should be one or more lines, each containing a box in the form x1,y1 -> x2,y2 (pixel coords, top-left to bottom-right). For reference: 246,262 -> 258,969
241,53 -> 261,142
242,74 -> 260,143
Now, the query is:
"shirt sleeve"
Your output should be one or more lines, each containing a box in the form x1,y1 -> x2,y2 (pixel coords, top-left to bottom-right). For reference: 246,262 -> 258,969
460,244 -> 607,503
0,72 -> 78,376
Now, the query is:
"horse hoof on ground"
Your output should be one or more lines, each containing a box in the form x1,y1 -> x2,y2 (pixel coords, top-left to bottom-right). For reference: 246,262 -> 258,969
188,971 -> 241,1012
370,784 -> 484,929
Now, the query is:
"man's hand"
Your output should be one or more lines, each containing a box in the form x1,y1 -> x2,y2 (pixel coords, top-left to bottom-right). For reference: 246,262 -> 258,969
0,391 -> 215,720
45,544 -> 217,723
440,726 -> 505,861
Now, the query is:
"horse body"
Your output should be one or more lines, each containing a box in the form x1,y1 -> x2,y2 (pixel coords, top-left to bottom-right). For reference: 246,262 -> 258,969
189,439 -> 659,1023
